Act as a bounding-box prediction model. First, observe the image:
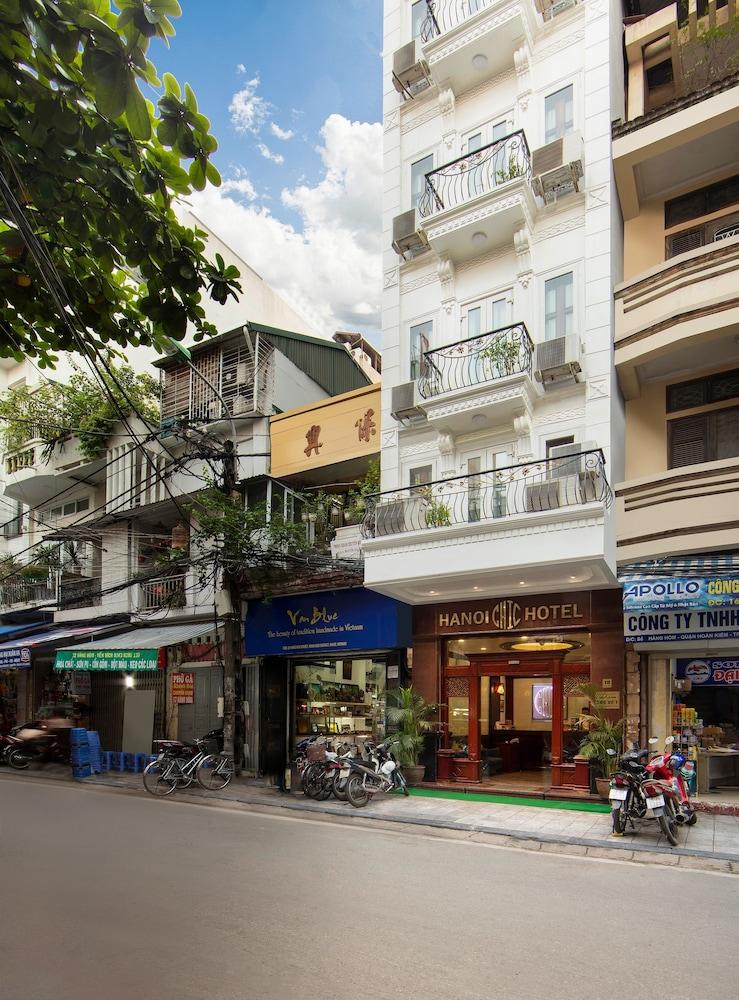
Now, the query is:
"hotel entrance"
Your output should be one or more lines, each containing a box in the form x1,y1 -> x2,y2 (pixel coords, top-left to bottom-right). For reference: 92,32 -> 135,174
411,590 -> 624,795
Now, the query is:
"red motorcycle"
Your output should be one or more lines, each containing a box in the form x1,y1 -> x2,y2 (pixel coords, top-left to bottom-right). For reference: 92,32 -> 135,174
645,736 -> 697,827
641,736 -> 690,847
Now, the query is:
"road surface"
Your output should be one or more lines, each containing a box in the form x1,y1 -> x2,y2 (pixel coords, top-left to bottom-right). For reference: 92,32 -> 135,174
0,776 -> 735,1000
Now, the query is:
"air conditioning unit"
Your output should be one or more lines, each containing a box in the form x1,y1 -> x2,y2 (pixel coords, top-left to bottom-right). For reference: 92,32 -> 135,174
548,441 -> 603,504
525,481 -> 560,512
534,335 -> 582,385
392,40 -> 431,99
392,209 -> 429,259
390,381 -> 426,424
532,131 -> 584,204
535,0 -> 579,21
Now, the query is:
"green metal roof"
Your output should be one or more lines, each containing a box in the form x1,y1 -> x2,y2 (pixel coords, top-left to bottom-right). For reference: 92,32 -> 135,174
155,322 -> 370,397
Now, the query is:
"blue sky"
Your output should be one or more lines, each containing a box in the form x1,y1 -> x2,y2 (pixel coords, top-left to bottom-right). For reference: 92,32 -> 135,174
148,2 -> 384,340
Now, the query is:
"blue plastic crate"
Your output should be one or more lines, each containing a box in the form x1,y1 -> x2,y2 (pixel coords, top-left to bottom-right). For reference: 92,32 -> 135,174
87,731 -> 101,750
70,728 -> 89,747
122,752 -> 137,772
109,751 -> 124,771
70,751 -> 91,765
100,751 -> 113,771
134,752 -> 150,773
72,764 -> 92,779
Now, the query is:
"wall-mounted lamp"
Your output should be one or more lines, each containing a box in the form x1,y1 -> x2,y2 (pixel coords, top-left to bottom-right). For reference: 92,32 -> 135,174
124,674 -> 135,689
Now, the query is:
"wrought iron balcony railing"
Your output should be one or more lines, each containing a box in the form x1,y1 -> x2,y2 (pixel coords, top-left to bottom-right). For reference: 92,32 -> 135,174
418,131 -> 531,219
362,451 -> 612,539
418,322 -> 533,400
420,0 -> 498,43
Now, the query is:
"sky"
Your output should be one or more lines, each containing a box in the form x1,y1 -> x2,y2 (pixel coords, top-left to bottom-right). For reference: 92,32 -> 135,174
153,1 -> 384,343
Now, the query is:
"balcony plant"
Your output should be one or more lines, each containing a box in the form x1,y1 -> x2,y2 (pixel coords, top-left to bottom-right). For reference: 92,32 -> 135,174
344,458 -> 381,525
479,336 -> 522,379
495,153 -> 525,185
386,686 -> 438,786
573,682 -> 624,799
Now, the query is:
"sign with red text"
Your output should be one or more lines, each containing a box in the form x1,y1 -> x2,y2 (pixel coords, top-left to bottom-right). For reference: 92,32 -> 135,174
171,671 -> 195,705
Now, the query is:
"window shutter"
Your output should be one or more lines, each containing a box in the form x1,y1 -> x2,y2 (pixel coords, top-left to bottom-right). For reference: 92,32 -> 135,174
665,227 -> 703,259
669,414 -> 708,468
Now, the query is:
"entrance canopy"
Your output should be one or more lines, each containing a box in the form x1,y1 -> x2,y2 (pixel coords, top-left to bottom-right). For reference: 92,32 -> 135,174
54,622 -> 222,673
0,624 -> 120,669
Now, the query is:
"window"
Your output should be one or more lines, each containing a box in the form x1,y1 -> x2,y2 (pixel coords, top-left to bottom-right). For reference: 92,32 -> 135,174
410,154 -> 433,210
669,407 -> 739,468
410,319 -> 432,379
544,85 -> 574,143
3,501 -> 23,538
462,295 -> 509,339
411,0 -> 426,38
546,436 -> 575,458
667,368 -> 739,413
409,465 -> 433,488
544,272 -> 574,341
665,174 -> 739,229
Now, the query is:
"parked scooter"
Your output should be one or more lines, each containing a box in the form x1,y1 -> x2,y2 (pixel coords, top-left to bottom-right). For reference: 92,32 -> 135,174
343,739 -> 409,808
645,736 -> 697,829
608,745 -> 650,835
0,730 -> 23,764
7,730 -> 68,769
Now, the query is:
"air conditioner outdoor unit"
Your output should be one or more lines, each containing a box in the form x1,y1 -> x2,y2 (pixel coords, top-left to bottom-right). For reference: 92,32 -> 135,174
532,131 -> 584,204
548,441 -> 602,504
525,480 -> 560,512
534,334 -> 582,385
392,40 -> 431,99
535,0 -> 579,21
390,381 -> 426,424
392,209 -> 429,259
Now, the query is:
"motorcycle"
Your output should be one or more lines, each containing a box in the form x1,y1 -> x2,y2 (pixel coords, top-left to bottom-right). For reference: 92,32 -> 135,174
7,731 -> 68,769
343,739 -> 409,808
0,731 -> 23,765
607,744 -> 650,835
646,736 -> 697,828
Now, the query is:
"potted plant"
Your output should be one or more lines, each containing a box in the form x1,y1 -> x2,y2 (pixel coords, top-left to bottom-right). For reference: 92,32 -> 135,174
344,458 -> 380,525
386,686 -> 437,786
479,336 -> 522,379
573,682 -> 624,800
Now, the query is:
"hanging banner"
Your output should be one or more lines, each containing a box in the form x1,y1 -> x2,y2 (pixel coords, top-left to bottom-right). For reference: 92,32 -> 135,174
624,608 -> 739,643
676,659 -> 739,686
0,646 -> 32,669
54,649 -> 159,671
171,671 -> 195,705
622,576 -> 739,611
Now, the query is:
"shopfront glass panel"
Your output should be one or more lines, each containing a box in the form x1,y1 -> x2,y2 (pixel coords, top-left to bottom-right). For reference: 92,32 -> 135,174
293,658 -> 386,743
447,676 -> 469,752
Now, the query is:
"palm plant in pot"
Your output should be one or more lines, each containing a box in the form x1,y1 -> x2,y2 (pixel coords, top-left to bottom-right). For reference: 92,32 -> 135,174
574,682 -> 624,800
386,686 -> 437,786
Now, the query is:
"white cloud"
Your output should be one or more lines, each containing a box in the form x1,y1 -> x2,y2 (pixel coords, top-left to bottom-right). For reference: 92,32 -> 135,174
229,74 -> 269,134
220,170 -> 257,202
270,122 -> 294,141
191,114 -> 382,341
257,143 -> 285,165
236,63 -> 246,74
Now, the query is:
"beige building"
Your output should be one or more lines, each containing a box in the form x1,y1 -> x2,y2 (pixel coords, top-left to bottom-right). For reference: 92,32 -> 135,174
613,0 -> 739,784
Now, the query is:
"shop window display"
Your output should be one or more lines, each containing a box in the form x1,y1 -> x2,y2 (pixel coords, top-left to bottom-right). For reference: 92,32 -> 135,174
293,658 -> 386,743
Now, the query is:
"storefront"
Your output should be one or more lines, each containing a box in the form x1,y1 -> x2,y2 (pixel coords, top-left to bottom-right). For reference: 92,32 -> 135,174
412,589 -> 624,791
245,588 -> 412,778
623,568 -> 739,798
53,621 -> 225,752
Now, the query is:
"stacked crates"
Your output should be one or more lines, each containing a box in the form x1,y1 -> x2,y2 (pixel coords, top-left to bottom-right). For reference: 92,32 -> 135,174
87,731 -> 103,773
70,728 -> 92,779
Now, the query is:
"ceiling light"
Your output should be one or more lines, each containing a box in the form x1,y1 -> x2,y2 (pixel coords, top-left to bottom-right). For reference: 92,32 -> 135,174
496,683 -> 505,695
500,638 -> 584,653
471,413 -> 488,426
471,230 -> 488,246
480,646 -> 487,651
428,590 -> 437,595
471,53 -> 488,70
472,586 -> 480,591
124,674 -> 135,689
569,575 -> 577,581
519,580 -> 526,586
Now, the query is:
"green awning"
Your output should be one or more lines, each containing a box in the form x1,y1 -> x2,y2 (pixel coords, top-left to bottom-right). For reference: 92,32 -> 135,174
54,622 -> 222,672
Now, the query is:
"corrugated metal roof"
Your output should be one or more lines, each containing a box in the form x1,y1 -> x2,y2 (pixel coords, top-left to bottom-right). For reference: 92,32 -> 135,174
56,621 -> 222,652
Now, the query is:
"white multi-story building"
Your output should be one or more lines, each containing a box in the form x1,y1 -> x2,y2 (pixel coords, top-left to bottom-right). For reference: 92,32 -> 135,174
364,0 -> 628,791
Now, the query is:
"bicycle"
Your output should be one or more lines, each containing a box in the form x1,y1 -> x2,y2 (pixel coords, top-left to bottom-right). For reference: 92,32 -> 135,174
196,750 -> 234,790
143,733 -> 233,796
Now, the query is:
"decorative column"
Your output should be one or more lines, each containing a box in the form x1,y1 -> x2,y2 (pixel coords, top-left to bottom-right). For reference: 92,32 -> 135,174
437,254 -> 456,343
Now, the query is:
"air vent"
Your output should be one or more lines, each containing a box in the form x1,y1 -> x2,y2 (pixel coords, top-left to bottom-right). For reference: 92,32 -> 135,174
534,335 -> 582,385
392,209 -> 429,259
666,227 -> 703,259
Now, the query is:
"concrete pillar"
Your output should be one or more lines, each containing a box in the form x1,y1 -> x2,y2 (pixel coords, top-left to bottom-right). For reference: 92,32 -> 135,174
647,656 -> 672,747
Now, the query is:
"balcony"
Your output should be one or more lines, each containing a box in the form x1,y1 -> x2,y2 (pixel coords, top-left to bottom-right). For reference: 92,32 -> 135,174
418,132 -> 536,263
419,1 -> 537,94
616,459 -> 739,563
139,575 -> 188,612
614,231 -> 739,398
58,576 -> 102,611
417,322 -> 536,434
0,577 -> 55,610
614,1 -> 739,218
362,451 -> 615,603
3,435 -> 106,506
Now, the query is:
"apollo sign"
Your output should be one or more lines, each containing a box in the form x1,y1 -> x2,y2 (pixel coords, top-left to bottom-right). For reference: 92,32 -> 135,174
622,576 -> 739,611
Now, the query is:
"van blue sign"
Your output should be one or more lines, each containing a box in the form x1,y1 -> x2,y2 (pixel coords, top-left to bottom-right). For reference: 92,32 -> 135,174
245,590 -> 412,656
622,576 -> 739,611
676,659 -> 739,686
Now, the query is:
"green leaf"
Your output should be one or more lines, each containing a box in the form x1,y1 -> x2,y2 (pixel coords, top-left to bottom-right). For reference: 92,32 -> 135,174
125,82 -> 151,140
188,158 -> 206,191
205,161 -> 221,186
161,70 -> 180,98
86,46 -> 129,118
184,81 -> 197,112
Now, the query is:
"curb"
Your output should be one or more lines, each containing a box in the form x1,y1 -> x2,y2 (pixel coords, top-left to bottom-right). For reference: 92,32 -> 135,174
4,770 -> 737,874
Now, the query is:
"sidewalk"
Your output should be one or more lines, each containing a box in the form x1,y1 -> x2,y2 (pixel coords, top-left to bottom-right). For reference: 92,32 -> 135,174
3,765 -> 738,873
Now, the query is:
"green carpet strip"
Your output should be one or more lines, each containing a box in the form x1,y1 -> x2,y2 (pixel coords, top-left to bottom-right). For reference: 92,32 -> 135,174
398,786 -> 611,813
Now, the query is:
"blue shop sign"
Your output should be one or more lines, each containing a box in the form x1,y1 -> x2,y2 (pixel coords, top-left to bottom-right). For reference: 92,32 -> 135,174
0,645 -> 32,668
622,576 -> 739,612
245,590 -> 412,656
677,658 -> 739,686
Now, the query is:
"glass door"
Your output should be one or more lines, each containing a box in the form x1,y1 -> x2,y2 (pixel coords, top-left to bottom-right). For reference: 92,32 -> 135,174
462,448 -> 513,523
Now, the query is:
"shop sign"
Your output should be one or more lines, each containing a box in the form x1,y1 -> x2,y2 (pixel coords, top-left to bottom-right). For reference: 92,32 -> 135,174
54,648 -> 159,671
171,671 -> 195,704
0,645 -> 32,669
622,576 -> 739,611
676,659 -> 739,686
245,589 -> 412,656
594,691 -> 620,709
70,671 -> 91,696
624,608 -> 739,643
435,595 -> 588,633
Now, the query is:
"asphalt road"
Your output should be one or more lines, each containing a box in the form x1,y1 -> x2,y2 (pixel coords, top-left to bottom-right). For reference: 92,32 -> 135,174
1,777 -> 736,1000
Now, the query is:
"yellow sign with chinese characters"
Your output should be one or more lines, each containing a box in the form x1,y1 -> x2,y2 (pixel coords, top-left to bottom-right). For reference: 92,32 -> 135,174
269,384 -> 381,478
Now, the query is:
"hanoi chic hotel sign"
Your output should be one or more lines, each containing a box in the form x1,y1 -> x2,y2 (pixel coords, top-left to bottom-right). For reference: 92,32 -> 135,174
425,593 -> 591,635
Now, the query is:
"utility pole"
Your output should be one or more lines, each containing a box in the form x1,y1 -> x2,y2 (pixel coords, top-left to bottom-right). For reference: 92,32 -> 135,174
219,439 -> 243,773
